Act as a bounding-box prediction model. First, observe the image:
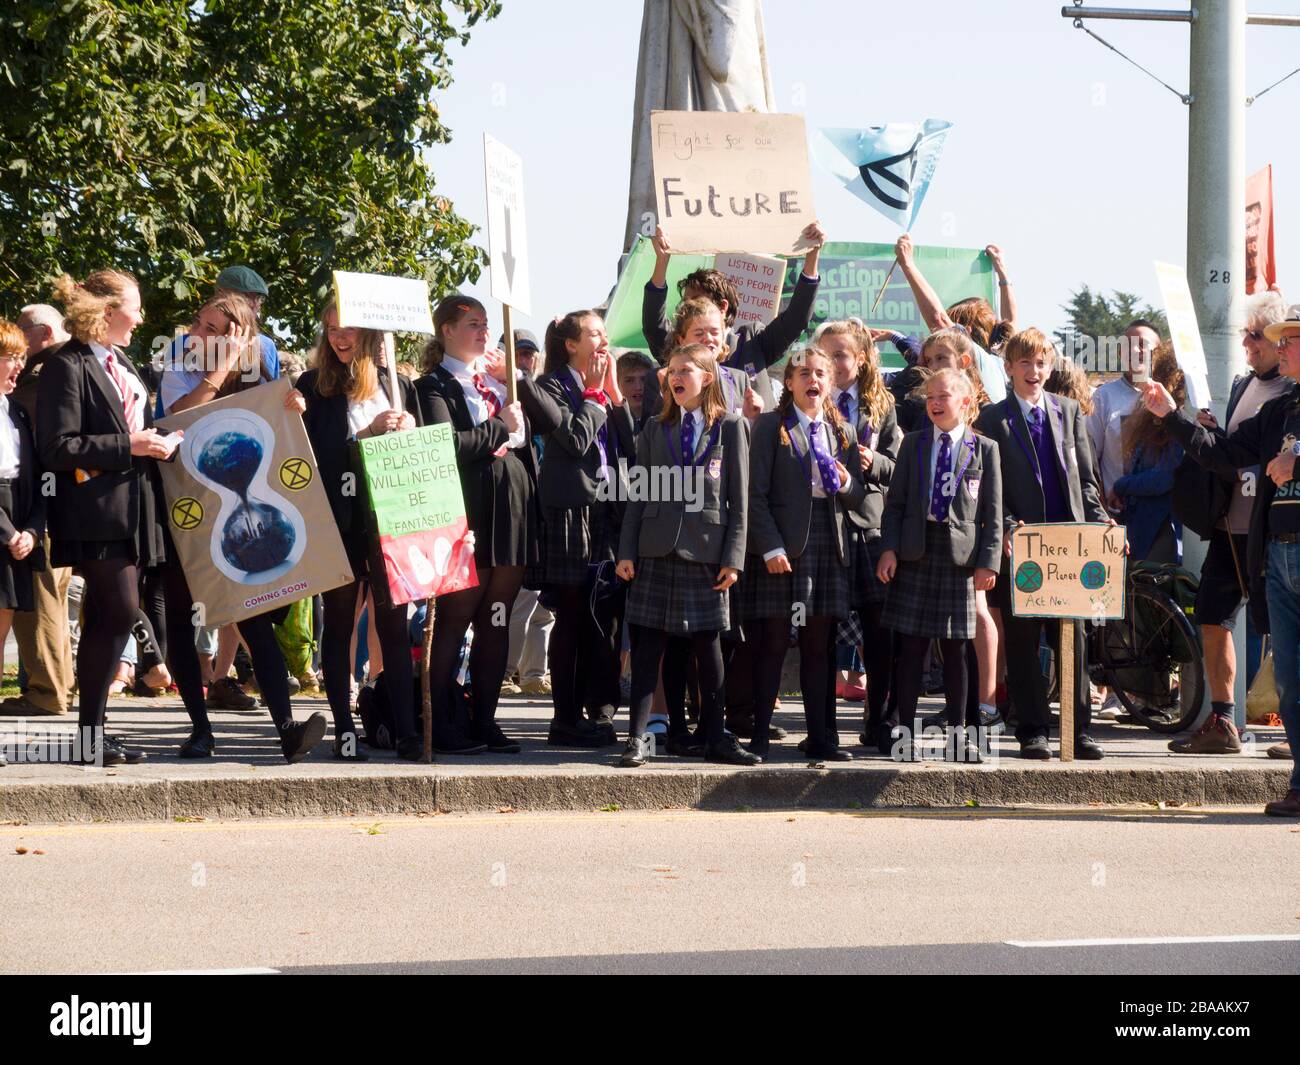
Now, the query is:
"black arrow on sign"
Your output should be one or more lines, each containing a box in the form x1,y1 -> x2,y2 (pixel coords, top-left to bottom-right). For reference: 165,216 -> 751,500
502,205 -> 517,288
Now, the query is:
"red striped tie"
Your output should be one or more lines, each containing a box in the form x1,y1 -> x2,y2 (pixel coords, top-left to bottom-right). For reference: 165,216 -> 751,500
104,350 -> 140,431
472,372 -> 502,418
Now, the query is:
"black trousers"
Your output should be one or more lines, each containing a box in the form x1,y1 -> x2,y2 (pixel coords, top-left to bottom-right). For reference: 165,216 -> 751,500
1005,615 -> 1090,742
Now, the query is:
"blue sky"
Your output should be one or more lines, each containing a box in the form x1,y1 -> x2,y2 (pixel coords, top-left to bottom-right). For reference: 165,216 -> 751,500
428,0 -> 1300,340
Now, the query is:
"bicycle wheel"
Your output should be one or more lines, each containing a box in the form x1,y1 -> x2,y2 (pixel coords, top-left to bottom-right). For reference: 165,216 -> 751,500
1096,584 -> 1204,733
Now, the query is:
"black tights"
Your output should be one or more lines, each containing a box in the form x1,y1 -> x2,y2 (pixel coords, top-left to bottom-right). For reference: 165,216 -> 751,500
860,603 -> 894,728
322,580 -> 417,741
77,558 -> 141,731
160,567 -> 295,735
629,626 -> 725,746
426,565 -> 524,735
892,635 -> 970,730
547,582 -> 619,725
752,615 -> 838,753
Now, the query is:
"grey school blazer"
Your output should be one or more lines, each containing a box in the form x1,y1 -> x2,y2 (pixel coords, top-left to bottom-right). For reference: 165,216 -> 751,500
880,427 -> 1004,570
746,409 -> 867,566
618,412 -> 748,571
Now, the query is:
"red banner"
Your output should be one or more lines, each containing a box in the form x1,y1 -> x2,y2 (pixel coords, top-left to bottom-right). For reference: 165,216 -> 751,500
1246,165 -> 1275,294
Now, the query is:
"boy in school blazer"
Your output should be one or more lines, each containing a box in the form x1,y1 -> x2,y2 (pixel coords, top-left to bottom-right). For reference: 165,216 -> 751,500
973,329 -> 1109,760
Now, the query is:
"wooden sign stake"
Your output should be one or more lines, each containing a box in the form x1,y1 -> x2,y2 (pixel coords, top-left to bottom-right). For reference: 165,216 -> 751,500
501,304 -> 518,404
870,258 -> 899,315
383,332 -> 400,412
1059,619 -> 1075,762
421,597 -> 435,763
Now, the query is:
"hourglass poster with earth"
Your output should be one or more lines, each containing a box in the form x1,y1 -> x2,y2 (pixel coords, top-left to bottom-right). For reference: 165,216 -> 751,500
157,378 -> 353,627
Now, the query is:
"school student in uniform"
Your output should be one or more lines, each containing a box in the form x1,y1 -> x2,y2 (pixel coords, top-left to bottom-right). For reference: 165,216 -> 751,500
154,292 -> 328,762
642,221 -> 826,409
877,368 -> 1002,762
295,302 -> 424,760
537,310 -> 636,747
615,343 -> 759,767
821,319 -> 901,747
744,346 -> 866,761
0,320 -> 45,692
37,272 -> 324,765
973,328 -> 1110,760
416,296 -> 562,754
641,299 -> 759,421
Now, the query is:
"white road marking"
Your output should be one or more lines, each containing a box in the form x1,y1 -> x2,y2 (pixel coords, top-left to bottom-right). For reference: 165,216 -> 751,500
1006,934 -> 1300,948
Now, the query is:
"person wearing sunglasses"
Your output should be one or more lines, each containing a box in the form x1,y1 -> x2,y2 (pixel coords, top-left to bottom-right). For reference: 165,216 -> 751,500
1141,306 -> 1300,817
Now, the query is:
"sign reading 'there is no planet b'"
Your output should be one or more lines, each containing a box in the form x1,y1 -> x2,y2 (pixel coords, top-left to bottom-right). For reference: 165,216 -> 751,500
1010,522 -> 1127,621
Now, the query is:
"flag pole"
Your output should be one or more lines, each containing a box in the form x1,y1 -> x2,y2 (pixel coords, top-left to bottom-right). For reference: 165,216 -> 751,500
870,258 -> 899,316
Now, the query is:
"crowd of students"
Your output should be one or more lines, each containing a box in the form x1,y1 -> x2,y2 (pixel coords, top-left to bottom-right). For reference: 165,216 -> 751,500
0,232 -> 1297,817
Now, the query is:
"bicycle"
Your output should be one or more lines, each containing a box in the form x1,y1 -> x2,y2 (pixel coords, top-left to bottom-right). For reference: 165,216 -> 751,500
1087,561 -> 1204,734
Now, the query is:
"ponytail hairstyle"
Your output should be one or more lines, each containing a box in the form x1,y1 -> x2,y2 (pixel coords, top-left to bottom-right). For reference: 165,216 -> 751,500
543,309 -> 601,375
312,301 -> 382,401
670,297 -> 730,360
813,317 -> 894,428
422,293 -> 487,372
657,343 -> 727,429
51,269 -> 138,346
776,346 -> 851,450
196,292 -> 267,398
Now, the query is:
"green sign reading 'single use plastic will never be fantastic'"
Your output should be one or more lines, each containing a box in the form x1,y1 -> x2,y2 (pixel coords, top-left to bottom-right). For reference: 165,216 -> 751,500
355,423 -> 478,606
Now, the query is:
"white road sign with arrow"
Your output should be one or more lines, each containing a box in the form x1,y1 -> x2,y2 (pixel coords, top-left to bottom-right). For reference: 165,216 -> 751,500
483,133 -> 531,316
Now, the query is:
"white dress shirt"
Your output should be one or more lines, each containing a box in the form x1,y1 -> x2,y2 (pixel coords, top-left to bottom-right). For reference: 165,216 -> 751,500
445,354 -> 525,450
347,390 -> 394,438
0,396 -> 21,479
89,341 -> 147,432
832,383 -> 858,426
928,423 -> 967,521
1014,389 -> 1049,424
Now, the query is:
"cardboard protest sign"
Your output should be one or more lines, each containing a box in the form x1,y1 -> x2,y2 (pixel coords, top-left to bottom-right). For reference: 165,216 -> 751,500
157,378 -> 353,627
1010,523 -> 1127,621
483,133 -> 532,315
1154,261 -> 1212,409
333,270 -> 435,335
714,252 -> 784,331
356,423 -> 477,607
651,110 -> 816,255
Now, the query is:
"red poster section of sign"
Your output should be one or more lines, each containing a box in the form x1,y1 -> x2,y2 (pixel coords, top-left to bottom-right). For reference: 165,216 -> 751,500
1246,165 -> 1275,295
377,517 -> 477,606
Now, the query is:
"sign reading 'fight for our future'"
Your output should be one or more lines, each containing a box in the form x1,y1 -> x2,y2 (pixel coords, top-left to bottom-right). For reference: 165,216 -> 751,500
356,423 -> 478,607
1010,522 -> 1127,621
651,110 -> 817,254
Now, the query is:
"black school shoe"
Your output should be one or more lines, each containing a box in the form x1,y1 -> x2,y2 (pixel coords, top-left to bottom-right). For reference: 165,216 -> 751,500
479,724 -> 522,754
1075,735 -> 1104,760
666,731 -> 705,757
619,735 -> 651,767
804,742 -> 853,762
1019,736 -> 1051,760
179,729 -> 216,759
333,732 -> 370,761
104,736 -> 147,764
706,735 -> 762,766
432,727 -> 487,755
395,737 -> 425,762
548,718 -> 614,748
280,712 -> 328,764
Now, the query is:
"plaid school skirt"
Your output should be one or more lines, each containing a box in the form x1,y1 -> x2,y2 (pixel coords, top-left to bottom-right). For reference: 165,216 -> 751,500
625,553 -> 729,635
538,500 -> 618,588
742,498 -> 850,622
881,522 -> 976,640
850,529 -> 888,610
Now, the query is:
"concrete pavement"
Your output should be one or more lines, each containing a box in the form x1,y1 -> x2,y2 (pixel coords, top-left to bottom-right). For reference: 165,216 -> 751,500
0,691 -> 1290,822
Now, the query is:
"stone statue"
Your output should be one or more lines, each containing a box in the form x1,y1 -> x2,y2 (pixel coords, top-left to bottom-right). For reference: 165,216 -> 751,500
624,0 -> 776,254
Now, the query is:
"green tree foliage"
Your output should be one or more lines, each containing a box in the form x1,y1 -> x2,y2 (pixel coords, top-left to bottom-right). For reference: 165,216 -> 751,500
1057,285 -> 1169,352
0,0 -> 500,354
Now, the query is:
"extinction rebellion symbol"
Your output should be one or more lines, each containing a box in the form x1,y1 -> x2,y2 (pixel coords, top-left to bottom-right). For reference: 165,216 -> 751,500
1080,561 -> 1107,590
279,457 -> 313,491
171,497 -> 204,531
1014,560 -> 1043,594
